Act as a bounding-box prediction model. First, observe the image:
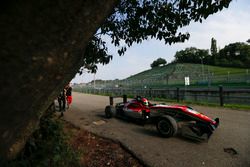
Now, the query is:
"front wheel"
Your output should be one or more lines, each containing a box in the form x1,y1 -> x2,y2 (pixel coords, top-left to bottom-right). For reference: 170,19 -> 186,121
105,105 -> 115,118
156,115 -> 178,138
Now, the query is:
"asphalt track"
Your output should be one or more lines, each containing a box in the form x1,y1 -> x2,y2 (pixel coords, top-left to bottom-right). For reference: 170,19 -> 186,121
62,92 -> 250,167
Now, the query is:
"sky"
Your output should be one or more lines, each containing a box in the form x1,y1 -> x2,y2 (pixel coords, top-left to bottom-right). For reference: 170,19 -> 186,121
72,0 -> 250,84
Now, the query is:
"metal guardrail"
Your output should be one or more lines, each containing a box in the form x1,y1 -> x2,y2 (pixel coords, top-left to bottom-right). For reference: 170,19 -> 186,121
75,86 -> 250,106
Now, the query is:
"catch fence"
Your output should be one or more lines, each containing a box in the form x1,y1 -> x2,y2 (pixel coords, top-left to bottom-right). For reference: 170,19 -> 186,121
88,70 -> 250,89
75,86 -> 250,106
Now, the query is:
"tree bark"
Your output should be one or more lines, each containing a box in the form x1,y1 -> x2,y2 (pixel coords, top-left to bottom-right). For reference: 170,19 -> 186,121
0,0 -> 117,160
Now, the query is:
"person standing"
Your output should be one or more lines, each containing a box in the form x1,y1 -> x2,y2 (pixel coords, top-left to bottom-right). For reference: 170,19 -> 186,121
57,88 -> 66,116
65,83 -> 72,109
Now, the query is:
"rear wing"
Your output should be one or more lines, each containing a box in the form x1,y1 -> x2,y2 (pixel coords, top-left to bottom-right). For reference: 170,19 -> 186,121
109,95 -> 127,106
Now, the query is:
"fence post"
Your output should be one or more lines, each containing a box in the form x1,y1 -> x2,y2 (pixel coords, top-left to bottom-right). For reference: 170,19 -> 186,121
176,87 -> 180,102
123,95 -> 127,103
219,86 -> 224,106
109,96 -> 114,106
149,88 -> 152,99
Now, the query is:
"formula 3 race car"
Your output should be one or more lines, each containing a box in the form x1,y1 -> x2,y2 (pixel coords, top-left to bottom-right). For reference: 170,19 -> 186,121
105,95 -> 219,140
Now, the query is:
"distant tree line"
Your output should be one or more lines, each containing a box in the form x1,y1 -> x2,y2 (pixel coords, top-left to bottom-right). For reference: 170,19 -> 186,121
174,47 -> 209,64
173,38 -> 250,68
151,58 -> 167,68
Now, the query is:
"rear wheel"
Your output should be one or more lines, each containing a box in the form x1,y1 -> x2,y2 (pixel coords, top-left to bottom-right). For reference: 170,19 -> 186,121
156,115 -> 178,137
105,105 -> 115,118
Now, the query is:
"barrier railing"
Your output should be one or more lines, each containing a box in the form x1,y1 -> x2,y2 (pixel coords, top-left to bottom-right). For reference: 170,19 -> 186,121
75,86 -> 250,106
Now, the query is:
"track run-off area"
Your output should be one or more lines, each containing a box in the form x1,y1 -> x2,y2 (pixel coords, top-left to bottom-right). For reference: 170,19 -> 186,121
62,92 -> 250,167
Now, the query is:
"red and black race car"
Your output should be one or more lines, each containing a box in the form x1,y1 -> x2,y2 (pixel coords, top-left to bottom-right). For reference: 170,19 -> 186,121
105,96 -> 219,139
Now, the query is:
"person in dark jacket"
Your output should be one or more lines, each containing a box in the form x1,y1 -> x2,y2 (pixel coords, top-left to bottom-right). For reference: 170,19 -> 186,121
57,88 -> 66,116
65,83 -> 72,109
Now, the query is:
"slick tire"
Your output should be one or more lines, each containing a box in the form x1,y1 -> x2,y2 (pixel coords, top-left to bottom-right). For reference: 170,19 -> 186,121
156,115 -> 178,138
105,105 -> 115,118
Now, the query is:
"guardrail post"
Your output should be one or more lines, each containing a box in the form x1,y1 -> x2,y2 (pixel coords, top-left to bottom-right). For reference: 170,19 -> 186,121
149,88 -> 152,99
123,95 -> 127,103
176,87 -> 180,102
219,86 -> 224,106
109,96 -> 114,106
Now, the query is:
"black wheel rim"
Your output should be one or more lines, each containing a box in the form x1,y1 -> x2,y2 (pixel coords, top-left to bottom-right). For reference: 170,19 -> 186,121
158,120 -> 171,135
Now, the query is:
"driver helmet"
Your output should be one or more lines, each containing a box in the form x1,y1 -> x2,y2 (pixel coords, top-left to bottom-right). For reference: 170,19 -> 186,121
141,97 -> 149,106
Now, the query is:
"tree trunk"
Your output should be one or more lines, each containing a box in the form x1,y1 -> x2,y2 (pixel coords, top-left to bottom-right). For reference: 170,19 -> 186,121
0,0 -> 117,160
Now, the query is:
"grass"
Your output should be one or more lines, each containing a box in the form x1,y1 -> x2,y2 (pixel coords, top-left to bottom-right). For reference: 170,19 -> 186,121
116,63 -> 250,88
126,63 -> 249,80
6,112 -> 80,167
78,63 -> 250,90
79,63 -> 249,89
152,97 -> 250,111
126,63 -> 176,80
223,104 -> 250,111
207,65 -> 248,74
3,107 -> 144,167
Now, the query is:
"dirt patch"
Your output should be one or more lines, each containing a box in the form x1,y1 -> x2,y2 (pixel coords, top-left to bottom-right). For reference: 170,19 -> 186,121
93,120 -> 106,125
63,121 -> 143,167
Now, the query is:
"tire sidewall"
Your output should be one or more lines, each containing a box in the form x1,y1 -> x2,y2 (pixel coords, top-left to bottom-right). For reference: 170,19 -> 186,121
105,105 -> 114,118
156,115 -> 178,137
